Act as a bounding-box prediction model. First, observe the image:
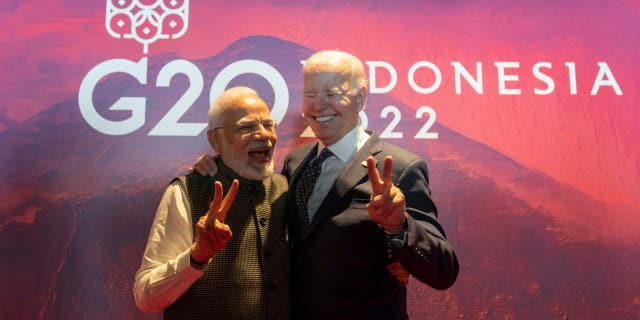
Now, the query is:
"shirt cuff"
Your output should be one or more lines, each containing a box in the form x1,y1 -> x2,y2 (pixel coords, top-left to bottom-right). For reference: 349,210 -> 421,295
178,249 -> 207,276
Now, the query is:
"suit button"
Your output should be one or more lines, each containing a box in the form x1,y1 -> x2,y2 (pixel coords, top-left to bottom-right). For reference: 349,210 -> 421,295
414,247 -> 431,261
264,250 -> 271,258
267,283 -> 276,291
259,217 -> 267,227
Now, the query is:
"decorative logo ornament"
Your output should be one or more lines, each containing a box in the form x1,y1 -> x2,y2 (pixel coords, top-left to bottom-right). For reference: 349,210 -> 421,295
106,0 -> 189,54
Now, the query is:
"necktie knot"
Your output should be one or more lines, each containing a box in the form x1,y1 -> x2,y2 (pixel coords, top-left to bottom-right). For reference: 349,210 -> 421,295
314,148 -> 333,163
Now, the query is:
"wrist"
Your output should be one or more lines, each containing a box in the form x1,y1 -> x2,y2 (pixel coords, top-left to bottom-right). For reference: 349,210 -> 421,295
384,220 -> 408,249
189,246 -> 209,268
189,255 -> 208,270
384,219 -> 408,235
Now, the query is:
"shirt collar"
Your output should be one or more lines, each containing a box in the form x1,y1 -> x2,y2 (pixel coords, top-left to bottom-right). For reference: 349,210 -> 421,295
318,125 -> 370,163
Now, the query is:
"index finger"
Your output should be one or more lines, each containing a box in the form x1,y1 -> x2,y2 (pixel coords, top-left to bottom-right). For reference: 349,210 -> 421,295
205,181 -> 224,227
381,156 -> 393,189
366,157 -> 384,194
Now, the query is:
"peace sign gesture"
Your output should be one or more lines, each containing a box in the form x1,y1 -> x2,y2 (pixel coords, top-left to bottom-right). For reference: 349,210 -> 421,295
190,179 -> 239,264
366,156 -> 406,233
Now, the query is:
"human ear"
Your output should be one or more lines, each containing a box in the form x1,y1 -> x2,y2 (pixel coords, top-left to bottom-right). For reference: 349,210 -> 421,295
356,87 -> 367,111
207,130 -> 220,153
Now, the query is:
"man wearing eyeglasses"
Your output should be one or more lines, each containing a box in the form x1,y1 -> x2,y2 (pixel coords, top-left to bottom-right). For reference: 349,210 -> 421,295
133,86 -> 291,320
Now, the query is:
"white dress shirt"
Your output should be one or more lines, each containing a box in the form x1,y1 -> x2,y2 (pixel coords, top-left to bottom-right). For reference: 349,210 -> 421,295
133,183 -> 206,313
306,125 -> 369,221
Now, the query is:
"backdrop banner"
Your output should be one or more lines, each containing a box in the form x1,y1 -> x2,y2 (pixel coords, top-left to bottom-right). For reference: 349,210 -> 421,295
1,1 -> 638,319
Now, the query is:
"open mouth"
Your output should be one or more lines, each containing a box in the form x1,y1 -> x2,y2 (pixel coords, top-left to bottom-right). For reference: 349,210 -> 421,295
248,148 -> 272,162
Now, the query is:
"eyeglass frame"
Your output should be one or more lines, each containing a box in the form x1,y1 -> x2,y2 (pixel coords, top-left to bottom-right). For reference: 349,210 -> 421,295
213,119 -> 277,135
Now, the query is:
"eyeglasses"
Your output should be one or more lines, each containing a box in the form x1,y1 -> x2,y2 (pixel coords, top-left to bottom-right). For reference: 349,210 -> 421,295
214,119 -> 276,135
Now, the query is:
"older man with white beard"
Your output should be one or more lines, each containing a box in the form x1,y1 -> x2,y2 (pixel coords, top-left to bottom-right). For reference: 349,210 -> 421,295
133,86 -> 291,320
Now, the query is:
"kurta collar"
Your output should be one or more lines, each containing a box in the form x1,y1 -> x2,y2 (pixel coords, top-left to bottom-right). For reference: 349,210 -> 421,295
216,157 -> 266,189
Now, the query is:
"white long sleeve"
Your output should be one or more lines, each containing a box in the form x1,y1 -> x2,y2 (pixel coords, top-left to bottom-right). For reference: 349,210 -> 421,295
133,183 -> 206,313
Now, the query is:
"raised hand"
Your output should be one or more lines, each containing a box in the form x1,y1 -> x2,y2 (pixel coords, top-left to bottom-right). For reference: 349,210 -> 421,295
188,154 -> 218,177
366,156 -> 406,233
190,179 -> 239,263
386,260 -> 410,285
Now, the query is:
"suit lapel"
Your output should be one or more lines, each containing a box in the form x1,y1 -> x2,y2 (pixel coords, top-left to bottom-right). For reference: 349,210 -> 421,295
334,135 -> 383,197
288,142 -> 319,240
303,134 -> 384,238
289,142 -> 319,188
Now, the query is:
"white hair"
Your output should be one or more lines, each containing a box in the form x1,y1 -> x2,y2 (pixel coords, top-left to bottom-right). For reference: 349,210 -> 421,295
208,86 -> 261,130
303,50 -> 368,90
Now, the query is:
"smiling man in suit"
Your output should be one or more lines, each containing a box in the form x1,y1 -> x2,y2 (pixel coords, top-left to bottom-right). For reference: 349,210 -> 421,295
282,50 -> 459,320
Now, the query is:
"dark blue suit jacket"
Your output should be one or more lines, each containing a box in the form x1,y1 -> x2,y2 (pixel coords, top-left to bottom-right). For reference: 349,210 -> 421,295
282,133 -> 459,320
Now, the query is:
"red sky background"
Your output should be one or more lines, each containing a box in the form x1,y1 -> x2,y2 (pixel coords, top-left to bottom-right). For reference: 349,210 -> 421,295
1,0 -> 639,225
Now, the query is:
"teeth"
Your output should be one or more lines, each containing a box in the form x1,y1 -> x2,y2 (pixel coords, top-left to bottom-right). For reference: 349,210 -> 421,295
316,115 -> 335,123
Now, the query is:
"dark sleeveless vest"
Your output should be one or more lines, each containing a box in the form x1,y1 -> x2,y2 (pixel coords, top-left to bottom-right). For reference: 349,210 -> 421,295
164,159 -> 291,320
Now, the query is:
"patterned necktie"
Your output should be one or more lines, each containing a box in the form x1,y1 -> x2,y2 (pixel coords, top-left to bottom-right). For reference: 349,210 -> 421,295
295,148 -> 333,234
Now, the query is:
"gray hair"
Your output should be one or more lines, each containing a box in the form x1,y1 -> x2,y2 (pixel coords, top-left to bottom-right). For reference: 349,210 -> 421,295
208,86 -> 261,130
303,50 -> 368,91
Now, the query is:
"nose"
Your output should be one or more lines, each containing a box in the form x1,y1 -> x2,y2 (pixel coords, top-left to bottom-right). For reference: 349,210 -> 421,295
308,95 -> 327,113
252,122 -> 274,139
253,127 -> 276,145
